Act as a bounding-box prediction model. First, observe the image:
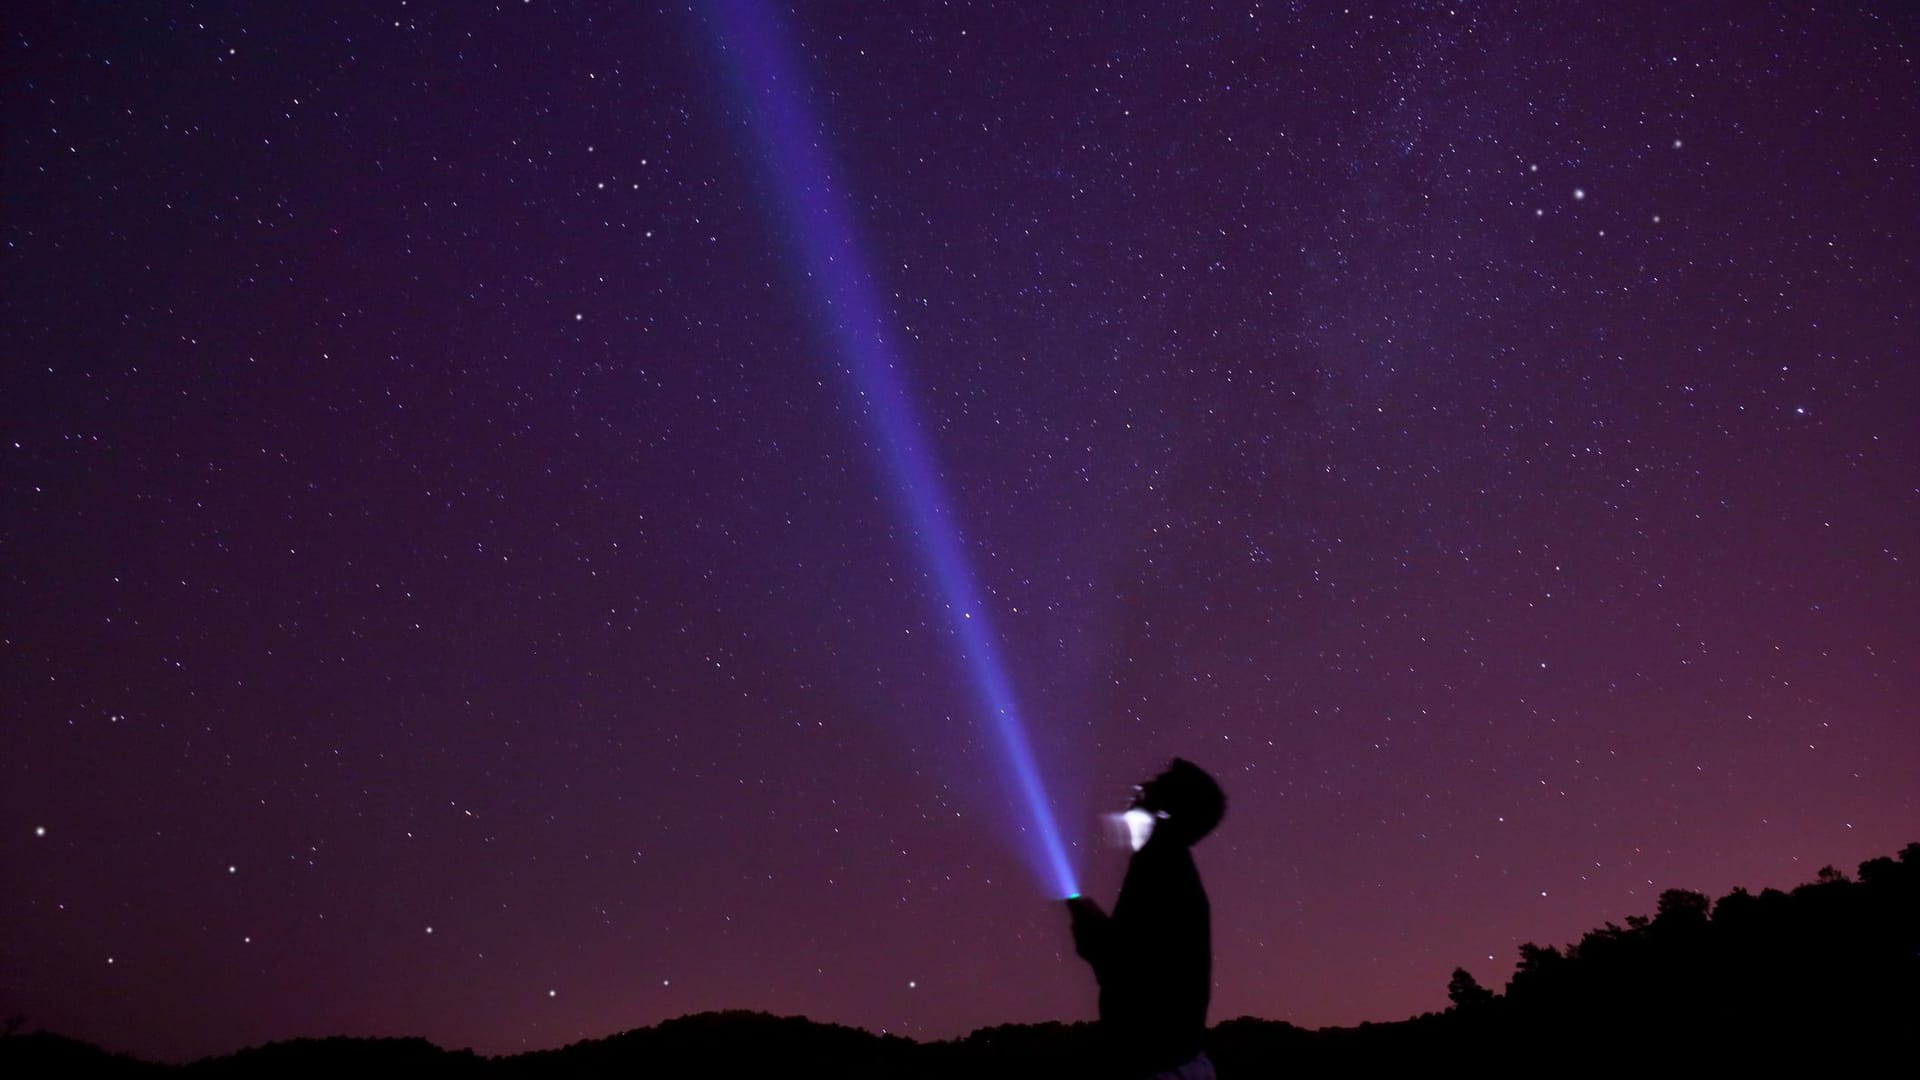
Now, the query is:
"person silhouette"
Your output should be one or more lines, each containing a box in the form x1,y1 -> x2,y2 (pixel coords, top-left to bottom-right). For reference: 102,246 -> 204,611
1067,758 -> 1225,1080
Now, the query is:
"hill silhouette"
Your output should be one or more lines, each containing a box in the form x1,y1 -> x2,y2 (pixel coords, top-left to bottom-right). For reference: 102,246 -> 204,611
5,842 -> 1914,1076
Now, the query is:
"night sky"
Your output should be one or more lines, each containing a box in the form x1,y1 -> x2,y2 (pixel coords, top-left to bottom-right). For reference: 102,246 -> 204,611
5,1 -> 1917,1065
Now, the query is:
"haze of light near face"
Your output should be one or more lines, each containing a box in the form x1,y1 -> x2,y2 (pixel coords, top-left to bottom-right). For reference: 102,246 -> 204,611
3,0 -> 1917,1064
705,0 -> 1078,902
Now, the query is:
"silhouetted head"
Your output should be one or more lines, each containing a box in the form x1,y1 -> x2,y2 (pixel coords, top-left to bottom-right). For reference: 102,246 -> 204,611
1132,758 -> 1226,845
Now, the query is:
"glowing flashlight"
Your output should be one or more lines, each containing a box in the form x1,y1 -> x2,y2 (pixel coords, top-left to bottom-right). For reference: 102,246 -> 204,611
708,0 -> 1078,899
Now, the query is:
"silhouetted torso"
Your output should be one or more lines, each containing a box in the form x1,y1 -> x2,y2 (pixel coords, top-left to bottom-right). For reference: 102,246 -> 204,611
1081,832 -> 1211,1075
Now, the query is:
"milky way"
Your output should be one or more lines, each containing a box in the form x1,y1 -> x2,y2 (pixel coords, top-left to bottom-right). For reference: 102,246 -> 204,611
4,1 -> 1916,1063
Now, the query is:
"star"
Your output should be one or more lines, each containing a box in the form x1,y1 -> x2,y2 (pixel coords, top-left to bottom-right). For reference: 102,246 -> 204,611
7,0 -> 1914,1060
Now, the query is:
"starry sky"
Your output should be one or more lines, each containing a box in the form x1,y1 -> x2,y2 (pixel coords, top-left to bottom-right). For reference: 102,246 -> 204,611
4,0 -> 1916,1065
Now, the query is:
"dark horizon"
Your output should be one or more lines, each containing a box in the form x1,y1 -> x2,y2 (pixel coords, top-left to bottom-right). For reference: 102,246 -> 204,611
9,839 -> 1917,1069
6,0 -> 1916,1065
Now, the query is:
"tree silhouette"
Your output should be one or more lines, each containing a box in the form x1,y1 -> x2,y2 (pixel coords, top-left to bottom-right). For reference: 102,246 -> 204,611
1446,968 -> 1495,1011
1506,941 -> 1566,999
1653,888 -> 1709,930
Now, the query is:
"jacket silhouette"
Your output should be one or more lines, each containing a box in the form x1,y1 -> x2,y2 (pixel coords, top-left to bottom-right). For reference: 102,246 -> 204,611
1069,758 -> 1225,1078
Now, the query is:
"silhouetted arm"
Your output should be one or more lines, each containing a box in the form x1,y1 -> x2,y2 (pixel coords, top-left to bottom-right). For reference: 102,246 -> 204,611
1067,896 -> 1112,973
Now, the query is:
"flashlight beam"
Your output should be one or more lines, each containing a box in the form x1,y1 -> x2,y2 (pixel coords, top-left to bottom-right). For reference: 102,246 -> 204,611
708,0 -> 1078,899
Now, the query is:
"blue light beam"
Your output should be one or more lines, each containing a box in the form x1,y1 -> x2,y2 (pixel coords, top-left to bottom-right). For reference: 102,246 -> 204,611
708,0 -> 1078,900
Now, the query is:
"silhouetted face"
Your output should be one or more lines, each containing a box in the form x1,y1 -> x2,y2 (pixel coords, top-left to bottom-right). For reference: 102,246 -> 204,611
1126,758 -> 1226,845
1131,770 -> 1177,815
1118,774 -> 1174,851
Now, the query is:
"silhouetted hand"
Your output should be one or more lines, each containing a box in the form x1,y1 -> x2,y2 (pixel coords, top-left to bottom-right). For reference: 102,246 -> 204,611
1067,895 -> 1108,963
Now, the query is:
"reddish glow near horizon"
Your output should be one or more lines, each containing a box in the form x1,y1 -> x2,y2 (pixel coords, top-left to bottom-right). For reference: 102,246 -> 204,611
3,0 -> 1915,1064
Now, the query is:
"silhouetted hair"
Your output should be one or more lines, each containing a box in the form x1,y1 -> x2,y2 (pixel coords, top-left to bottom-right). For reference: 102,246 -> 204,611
1161,758 -> 1226,842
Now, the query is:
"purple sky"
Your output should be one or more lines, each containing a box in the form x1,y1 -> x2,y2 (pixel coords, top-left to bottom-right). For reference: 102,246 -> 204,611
5,1 -> 1916,1064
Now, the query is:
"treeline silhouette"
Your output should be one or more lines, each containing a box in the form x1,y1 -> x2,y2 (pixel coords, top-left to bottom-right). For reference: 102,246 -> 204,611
6,842 -> 1914,1077
1210,840 -> 1920,1073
